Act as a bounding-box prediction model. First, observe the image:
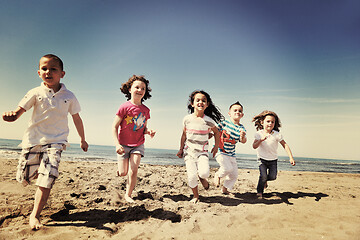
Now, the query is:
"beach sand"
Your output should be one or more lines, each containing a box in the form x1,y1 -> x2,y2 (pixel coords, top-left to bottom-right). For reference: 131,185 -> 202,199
0,157 -> 359,240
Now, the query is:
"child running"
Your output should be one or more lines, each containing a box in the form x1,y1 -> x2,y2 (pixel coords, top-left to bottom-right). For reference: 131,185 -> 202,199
214,101 -> 247,194
177,90 -> 223,203
252,110 -> 295,199
112,75 -> 155,203
2,54 -> 88,230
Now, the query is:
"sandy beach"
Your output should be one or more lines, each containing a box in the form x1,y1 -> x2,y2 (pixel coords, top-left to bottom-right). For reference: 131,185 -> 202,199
0,156 -> 359,240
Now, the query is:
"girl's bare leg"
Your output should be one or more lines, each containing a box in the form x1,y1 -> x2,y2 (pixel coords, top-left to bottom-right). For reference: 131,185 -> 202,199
199,177 -> 209,190
30,186 -> 51,230
125,153 -> 141,203
117,158 -> 129,177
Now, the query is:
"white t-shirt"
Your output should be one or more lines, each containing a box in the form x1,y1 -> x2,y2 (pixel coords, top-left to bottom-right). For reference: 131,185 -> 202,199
19,83 -> 81,147
254,130 -> 284,160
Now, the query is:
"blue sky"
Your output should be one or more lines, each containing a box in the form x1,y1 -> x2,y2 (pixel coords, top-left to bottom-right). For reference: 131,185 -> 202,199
0,0 -> 359,160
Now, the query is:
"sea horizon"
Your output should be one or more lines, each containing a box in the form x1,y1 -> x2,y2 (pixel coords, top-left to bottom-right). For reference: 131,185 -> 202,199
0,138 -> 359,174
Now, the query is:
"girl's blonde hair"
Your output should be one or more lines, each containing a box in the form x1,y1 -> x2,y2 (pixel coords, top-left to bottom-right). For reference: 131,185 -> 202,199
252,110 -> 281,131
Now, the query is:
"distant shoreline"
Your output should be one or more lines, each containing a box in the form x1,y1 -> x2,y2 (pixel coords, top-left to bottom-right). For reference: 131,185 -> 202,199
1,137 -> 359,162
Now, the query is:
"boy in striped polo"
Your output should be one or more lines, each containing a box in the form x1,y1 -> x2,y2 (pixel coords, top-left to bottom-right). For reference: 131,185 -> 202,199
214,101 -> 247,194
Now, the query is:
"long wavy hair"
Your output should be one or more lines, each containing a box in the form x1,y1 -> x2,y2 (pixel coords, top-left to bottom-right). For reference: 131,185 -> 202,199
252,110 -> 281,131
187,90 -> 224,123
120,75 -> 152,102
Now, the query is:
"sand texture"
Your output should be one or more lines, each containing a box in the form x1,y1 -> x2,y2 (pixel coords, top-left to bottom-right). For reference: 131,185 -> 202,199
0,157 -> 359,240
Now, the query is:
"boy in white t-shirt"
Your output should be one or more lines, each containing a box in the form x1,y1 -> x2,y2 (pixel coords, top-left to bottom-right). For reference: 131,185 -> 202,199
2,54 -> 88,230
252,110 -> 295,199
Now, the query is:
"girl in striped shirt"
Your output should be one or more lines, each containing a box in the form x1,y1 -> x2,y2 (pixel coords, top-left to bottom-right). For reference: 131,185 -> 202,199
177,90 -> 223,203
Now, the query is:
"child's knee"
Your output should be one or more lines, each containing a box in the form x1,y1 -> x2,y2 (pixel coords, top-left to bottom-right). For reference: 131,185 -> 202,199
118,170 -> 128,176
187,174 -> 198,188
259,175 -> 267,183
128,167 -> 138,177
199,169 -> 210,178
222,165 -> 233,174
268,175 -> 277,181
230,169 -> 238,179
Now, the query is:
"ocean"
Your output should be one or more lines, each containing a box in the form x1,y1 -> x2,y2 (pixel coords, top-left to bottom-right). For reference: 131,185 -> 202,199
0,138 -> 359,174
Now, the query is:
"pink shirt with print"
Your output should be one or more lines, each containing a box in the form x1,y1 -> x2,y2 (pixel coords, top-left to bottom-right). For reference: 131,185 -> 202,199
116,101 -> 150,147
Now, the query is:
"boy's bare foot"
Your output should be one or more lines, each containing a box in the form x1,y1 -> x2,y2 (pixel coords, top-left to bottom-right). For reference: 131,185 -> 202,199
29,214 -> 43,230
190,197 -> 199,204
213,173 -> 220,187
124,195 -> 135,203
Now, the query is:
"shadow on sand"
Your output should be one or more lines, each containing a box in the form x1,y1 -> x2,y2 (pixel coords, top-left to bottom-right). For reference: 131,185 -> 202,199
48,204 -> 181,232
163,191 -> 329,206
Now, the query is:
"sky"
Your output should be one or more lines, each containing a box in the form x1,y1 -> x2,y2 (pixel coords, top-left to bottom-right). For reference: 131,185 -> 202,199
0,0 -> 359,161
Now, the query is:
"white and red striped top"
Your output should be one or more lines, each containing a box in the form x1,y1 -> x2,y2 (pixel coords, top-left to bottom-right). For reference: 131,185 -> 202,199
183,114 -> 216,159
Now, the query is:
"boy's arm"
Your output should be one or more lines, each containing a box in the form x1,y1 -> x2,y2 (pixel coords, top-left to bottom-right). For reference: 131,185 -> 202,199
2,107 -> 26,122
112,115 -> 124,154
211,126 -> 220,157
176,128 -> 187,158
71,113 -> 88,152
280,140 -> 295,166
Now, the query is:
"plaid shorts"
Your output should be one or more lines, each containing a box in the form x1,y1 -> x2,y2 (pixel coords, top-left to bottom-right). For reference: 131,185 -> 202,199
16,143 -> 65,189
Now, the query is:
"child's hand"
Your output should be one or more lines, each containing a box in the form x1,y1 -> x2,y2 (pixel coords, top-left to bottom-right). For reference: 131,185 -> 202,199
239,130 -> 246,139
3,111 -> 19,122
211,147 -> 218,158
176,149 -> 184,158
147,129 -> 156,138
290,158 -> 296,166
208,132 -> 214,139
260,134 -> 269,142
116,145 -> 125,155
81,140 -> 88,152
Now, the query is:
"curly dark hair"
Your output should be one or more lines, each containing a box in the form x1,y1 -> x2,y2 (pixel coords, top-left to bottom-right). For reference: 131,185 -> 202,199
252,110 -> 281,131
187,90 -> 224,123
120,75 -> 152,102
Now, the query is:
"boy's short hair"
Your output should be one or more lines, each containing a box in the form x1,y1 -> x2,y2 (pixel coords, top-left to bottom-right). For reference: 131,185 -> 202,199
41,54 -> 64,71
229,101 -> 243,110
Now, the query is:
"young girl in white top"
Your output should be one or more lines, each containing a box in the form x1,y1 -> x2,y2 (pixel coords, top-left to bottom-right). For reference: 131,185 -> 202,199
252,110 -> 295,199
177,90 -> 223,203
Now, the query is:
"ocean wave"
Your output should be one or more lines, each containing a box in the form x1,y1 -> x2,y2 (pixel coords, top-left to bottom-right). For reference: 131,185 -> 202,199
0,150 -> 21,159
63,156 -> 116,162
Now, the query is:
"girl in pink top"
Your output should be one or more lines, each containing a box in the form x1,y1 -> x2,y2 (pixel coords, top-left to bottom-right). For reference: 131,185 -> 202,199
112,75 -> 155,203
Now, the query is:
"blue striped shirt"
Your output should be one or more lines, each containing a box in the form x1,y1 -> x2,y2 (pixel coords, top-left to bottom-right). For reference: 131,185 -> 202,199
217,119 -> 246,156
